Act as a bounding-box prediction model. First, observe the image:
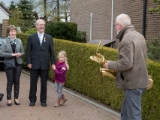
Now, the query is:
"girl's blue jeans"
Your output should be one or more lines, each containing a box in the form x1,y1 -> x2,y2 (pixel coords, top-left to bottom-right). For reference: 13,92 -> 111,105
55,81 -> 64,98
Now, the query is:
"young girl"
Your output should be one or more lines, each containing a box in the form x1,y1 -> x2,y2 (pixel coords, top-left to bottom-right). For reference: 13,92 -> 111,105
53,50 -> 69,107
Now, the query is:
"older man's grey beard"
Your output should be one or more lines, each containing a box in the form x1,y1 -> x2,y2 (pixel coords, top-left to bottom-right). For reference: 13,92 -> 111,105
116,29 -> 121,35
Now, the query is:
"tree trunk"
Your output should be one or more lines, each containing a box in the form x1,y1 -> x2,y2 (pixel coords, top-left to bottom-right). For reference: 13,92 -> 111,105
57,0 -> 60,21
44,0 -> 47,17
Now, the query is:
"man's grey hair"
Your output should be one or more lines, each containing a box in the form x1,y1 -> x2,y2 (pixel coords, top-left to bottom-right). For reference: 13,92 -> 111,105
35,19 -> 45,25
116,14 -> 131,27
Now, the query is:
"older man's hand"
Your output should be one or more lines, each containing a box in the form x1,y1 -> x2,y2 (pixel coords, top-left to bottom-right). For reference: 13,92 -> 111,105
52,64 -> 55,70
103,61 -> 109,69
27,64 -> 32,69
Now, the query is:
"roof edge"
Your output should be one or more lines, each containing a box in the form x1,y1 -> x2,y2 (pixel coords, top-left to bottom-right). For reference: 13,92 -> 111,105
0,3 -> 12,16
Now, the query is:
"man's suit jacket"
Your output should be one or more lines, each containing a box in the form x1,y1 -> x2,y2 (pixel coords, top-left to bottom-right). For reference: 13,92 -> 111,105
0,37 -> 24,64
26,32 -> 56,70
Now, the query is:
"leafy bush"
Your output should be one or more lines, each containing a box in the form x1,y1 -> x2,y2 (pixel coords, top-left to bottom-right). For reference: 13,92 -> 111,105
147,36 -> 160,62
45,22 -> 77,41
25,28 -> 37,34
74,31 -> 86,43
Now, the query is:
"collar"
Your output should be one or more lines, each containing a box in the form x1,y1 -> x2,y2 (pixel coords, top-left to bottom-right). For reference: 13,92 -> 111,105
116,25 -> 135,41
57,61 -> 65,65
37,32 -> 44,36
8,36 -> 16,45
8,36 -> 16,41
8,36 -> 16,44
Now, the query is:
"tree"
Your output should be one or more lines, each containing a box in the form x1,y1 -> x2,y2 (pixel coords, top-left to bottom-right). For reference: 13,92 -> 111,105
62,0 -> 70,22
149,0 -> 160,14
51,0 -> 70,22
17,0 -> 34,20
32,0 -> 70,22
8,1 -> 22,28
17,0 -> 35,32
32,0 -> 50,21
8,10 -> 22,27
33,0 -> 60,21
9,1 -> 16,11
44,0 -> 47,17
0,1 -> 5,6
56,0 -> 60,21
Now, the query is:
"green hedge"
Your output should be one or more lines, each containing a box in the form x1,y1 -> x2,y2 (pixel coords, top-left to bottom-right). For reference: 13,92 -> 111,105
17,33 -> 160,120
17,33 -> 29,67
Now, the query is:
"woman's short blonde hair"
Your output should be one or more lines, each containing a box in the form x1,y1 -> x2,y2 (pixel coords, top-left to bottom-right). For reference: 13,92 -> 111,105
6,25 -> 17,36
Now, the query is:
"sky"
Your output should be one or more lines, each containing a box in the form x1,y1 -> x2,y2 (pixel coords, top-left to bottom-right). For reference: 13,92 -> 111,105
1,0 -> 19,7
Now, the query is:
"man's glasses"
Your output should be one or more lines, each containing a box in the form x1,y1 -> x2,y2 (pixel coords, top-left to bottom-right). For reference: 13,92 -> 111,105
114,23 -> 119,27
37,24 -> 45,26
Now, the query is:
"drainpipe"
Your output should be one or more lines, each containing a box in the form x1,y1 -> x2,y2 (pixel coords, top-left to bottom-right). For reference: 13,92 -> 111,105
90,13 -> 93,42
111,0 -> 114,48
142,0 -> 147,38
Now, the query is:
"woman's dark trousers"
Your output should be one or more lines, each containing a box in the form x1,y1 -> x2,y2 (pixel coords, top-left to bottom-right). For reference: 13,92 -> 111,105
5,65 -> 22,100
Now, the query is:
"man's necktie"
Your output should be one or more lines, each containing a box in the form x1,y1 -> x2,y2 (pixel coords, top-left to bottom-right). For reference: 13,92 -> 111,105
39,34 -> 43,45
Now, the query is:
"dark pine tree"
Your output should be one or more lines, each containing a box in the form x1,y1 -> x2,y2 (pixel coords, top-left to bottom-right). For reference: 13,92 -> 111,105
17,0 -> 34,32
9,1 -> 16,11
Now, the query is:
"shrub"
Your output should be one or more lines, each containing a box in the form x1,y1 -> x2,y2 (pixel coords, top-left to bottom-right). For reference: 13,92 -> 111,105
147,36 -> 160,62
45,22 -> 77,41
25,28 -> 37,34
74,31 -> 86,43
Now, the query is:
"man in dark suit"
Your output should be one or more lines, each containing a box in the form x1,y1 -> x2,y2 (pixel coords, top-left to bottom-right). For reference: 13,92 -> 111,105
26,19 -> 56,107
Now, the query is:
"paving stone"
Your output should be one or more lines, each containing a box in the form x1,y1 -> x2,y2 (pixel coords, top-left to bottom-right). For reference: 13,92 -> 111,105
0,70 -> 120,120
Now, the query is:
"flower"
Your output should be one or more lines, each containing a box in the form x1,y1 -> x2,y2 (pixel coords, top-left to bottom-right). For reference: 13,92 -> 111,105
44,37 -> 46,42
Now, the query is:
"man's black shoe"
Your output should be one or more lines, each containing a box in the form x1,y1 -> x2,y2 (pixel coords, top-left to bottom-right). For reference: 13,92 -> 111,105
41,103 -> 47,107
0,93 -> 4,102
29,102 -> 35,106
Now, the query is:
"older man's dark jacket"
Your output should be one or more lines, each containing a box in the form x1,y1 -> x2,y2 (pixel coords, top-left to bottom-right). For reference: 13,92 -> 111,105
26,32 -> 56,70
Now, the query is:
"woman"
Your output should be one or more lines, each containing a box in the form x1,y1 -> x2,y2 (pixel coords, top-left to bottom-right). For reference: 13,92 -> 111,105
0,25 -> 24,106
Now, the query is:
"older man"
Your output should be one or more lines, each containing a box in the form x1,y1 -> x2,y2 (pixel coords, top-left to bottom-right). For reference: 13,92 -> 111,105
26,19 -> 56,107
104,14 -> 148,120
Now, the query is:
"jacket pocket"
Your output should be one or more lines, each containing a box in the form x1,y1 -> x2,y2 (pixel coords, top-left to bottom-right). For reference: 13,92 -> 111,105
121,72 -> 124,81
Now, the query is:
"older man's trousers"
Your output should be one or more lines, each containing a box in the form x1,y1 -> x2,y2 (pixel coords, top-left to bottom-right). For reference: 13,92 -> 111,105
121,88 -> 145,120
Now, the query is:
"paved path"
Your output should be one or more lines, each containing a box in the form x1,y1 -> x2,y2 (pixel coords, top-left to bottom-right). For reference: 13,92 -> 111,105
0,70 -> 120,120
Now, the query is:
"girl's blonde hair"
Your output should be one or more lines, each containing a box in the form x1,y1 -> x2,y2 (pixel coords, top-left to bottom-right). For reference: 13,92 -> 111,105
58,50 -> 69,70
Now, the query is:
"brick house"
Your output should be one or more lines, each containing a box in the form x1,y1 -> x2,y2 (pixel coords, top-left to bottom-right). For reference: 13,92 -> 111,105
70,0 -> 160,47
0,3 -> 11,37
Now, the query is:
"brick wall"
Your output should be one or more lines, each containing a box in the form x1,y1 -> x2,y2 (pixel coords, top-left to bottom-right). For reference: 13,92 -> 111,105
113,0 -> 144,47
70,0 -> 112,42
146,1 -> 160,41
70,0 -> 160,47
115,0 -> 160,41
2,19 -> 8,37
